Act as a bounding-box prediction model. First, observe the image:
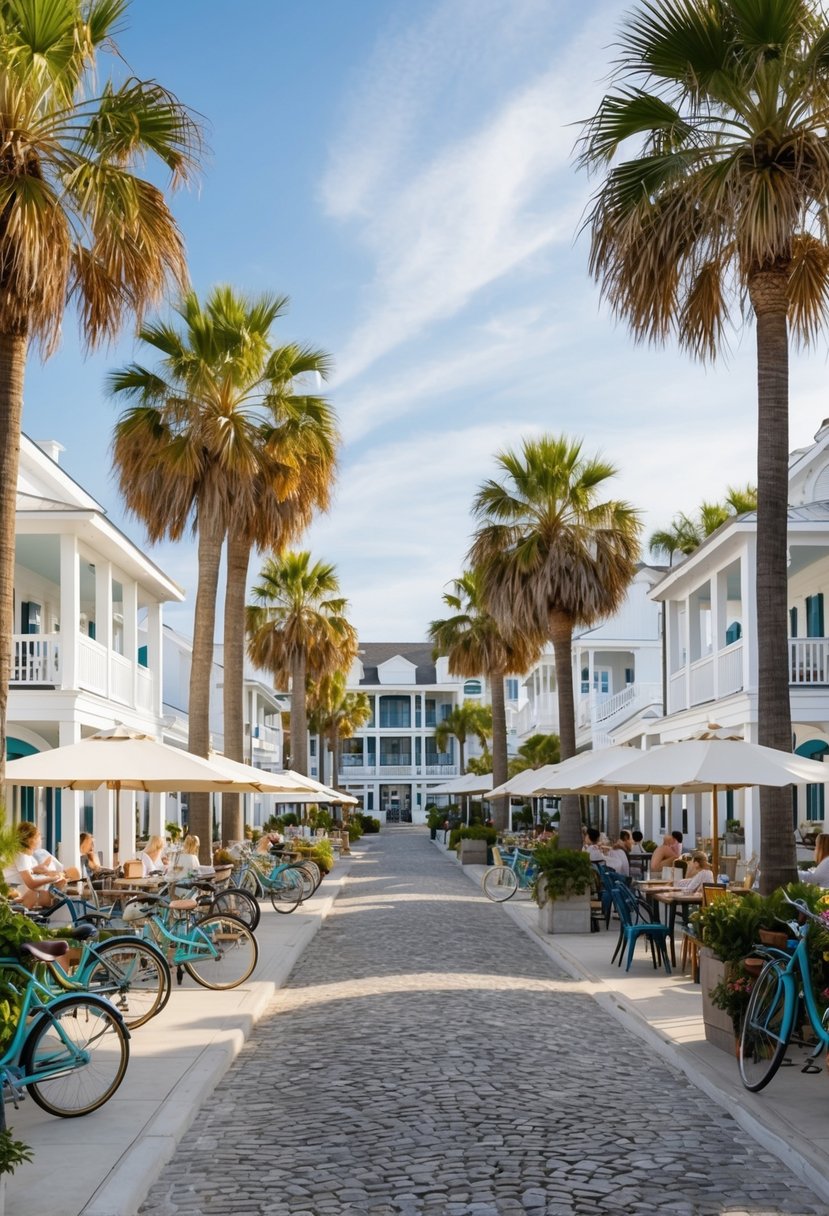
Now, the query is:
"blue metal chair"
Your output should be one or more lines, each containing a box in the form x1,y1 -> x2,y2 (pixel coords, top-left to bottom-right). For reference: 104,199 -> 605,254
610,883 -> 672,974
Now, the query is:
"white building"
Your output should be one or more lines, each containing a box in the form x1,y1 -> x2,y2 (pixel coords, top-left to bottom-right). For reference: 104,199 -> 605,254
160,627 -> 285,832
513,565 -> 664,752
333,642 -> 508,823
8,435 -> 183,866
623,417 -> 829,855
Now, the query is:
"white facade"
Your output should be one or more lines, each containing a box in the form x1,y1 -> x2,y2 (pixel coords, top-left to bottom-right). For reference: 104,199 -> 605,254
332,643 -> 500,824
624,417 -> 829,855
7,435 -> 184,867
513,565 -> 664,751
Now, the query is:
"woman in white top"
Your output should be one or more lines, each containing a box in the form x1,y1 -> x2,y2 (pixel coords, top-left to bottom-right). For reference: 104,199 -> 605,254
140,835 -> 167,877
675,851 -> 715,894
3,822 -> 66,909
798,833 -> 829,886
167,834 -> 201,880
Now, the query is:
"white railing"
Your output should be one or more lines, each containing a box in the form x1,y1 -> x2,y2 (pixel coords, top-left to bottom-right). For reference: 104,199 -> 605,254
718,640 -> 744,696
424,764 -> 459,777
378,764 -> 414,777
340,764 -> 377,777
668,669 -> 687,714
515,694 -> 558,737
594,682 -> 663,730
789,637 -> 829,685
136,666 -> 154,711
689,654 -> 715,705
251,722 -> 280,748
78,635 -> 107,695
110,653 -> 133,705
11,633 -> 60,684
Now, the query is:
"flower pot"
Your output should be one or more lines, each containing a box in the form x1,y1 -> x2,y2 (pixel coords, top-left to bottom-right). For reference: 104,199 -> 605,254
699,947 -> 737,1055
538,889 -> 591,934
458,838 -> 488,865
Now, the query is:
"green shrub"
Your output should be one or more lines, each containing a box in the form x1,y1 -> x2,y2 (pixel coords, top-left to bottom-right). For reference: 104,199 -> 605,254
532,844 -> 593,905
347,819 -> 364,842
357,813 -> 380,833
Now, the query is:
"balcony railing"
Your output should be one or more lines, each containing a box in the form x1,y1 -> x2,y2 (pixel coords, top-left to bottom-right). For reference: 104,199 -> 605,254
12,633 -> 60,684
790,637 -> 829,685
336,762 -> 460,780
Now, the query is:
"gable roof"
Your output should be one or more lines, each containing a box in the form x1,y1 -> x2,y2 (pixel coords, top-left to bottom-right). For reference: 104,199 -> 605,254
356,642 -> 438,686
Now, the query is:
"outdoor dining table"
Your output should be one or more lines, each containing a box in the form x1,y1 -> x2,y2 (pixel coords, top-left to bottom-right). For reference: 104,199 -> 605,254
646,886 -> 703,966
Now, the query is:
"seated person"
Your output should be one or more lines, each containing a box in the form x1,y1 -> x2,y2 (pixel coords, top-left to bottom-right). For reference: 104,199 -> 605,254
630,830 -> 647,855
167,834 -> 201,880
604,836 -> 631,877
3,822 -> 66,909
583,827 -> 606,863
798,832 -> 829,886
674,850 -> 714,893
649,833 -> 682,875
79,832 -> 102,876
140,835 -> 167,877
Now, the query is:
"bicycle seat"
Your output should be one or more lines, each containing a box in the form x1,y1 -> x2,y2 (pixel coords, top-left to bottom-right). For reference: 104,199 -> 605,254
70,923 -> 98,941
169,898 -> 199,912
22,940 -> 69,961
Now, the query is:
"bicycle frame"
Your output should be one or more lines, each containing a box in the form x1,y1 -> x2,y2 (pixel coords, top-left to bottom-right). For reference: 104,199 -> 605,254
137,906 -> 224,967
760,922 -> 829,1051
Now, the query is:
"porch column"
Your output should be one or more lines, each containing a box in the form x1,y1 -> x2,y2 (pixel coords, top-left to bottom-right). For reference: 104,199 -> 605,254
712,569 -> 727,699
59,534 -> 80,691
148,792 -> 164,837
95,561 -> 113,699
681,596 -> 692,710
123,579 -> 138,707
118,788 -> 136,862
146,602 -> 163,717
741,542 -> 758,690
94,787 -> 115,867
57,719 -> 81,868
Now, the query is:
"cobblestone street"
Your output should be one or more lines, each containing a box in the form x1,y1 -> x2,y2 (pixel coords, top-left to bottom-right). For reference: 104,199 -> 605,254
140,830 -> 824,1216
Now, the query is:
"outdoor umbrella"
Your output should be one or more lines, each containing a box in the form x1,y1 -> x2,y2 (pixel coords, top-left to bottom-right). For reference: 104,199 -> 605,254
591,734 -> 829,876
206,754 -> 356,803
487,764 -> 562,799
429,772 -> 492,796
3,725 -> 242,793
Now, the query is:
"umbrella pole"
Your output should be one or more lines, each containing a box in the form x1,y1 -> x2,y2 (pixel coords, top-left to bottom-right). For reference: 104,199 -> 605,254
712,785 -> 719,879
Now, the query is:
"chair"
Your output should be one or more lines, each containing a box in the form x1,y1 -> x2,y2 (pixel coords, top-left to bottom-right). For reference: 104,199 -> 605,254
610,884 -> 672,974
702,882 -> 731,906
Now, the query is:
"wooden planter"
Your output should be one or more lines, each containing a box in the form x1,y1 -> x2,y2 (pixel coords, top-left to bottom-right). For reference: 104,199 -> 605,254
699,947 -> 736,1054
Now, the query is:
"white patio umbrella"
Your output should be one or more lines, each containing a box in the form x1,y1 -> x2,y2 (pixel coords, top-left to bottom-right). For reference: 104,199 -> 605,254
488,764 -> 562,799
4,725 -> 242,793
429,772 -> 492,796
531,745 -> 646,796
591,735 -> 829,876
206,754 -> 355,803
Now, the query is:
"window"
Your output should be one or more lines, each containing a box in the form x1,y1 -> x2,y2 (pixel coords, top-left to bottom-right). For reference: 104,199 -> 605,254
463,679 -> 482,696
624,668 -> 634,686
379,696 -> 411,728
580,667 -> 589,694
440,703 -> 451,721
425,699 -> 436,727
20,601 -> 41,635
505,678 -> 519,701
415,695 -> 421,728
309,738 -> 317,757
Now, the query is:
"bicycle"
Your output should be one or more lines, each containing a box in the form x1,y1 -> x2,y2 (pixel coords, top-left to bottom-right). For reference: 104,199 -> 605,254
122,893 -> 258,989
165,875 -> 261,931
739,891 -> 829,1091
481,849 -> 537,902
0,941 -> 130,1117
232,850 -> 309,913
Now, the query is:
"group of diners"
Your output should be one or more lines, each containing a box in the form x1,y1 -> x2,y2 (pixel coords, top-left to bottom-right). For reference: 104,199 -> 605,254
583,826 -> 715,894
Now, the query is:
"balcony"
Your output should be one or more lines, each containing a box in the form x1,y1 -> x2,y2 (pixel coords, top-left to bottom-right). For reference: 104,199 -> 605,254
12,633 -> 60,684
337,762 -> 460,780
790,637 -> 829,685
11,630 -> 157,712
514,694 -> 558,739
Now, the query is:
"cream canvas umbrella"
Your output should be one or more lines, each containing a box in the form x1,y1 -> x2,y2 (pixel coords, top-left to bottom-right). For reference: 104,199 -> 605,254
429,772 -> 492,796
206,754 -> 355,803
531,745 -> 645,796
4,725 -> 242,793
488,764 -> 562,799
591,734 -> 829,876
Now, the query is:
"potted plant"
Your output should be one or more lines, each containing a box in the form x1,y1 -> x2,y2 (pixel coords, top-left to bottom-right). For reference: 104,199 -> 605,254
426,806 -> 445,841
693,893 -> 765,1052
456,825 -> 497,865
165,821 -> 183,844
533,841 -> 594,934
725,818 -> 745,845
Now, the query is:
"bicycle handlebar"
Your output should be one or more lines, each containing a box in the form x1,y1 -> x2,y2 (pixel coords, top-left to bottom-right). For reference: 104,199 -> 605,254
781,890 -> 828,928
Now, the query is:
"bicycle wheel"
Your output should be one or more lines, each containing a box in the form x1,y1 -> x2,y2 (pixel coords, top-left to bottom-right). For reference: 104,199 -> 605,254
208,886 -> 261,931
269,868 -> 304,914
290,863 -> 317,901
183,914 -> 259,990
298,859 -> 321,888
739,960 -> 792,1091
85,938 -> 171,1029
482,866 -> 518,902
22,994 -> 129,1117
239,868 -> 263,898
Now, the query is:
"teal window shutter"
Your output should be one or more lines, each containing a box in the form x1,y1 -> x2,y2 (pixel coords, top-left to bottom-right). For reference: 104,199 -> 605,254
725,621 -> 742,645
137,645 -> 148,668
790,607 -> 797,638
806,594 -> 825,637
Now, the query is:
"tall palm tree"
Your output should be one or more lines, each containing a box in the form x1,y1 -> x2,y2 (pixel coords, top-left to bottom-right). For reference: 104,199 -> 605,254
111,289 -> 333,853
507,733 -> 561,778
649,485 -> 758,563
578,0 -> 829,891
648,514 -> 702,566
308,672 -> 371,787
246,553 -> 357,775
470,435 -> 641,849
429,570 -> 539,829
0,0 -> 199,782
434,701 -> 493,776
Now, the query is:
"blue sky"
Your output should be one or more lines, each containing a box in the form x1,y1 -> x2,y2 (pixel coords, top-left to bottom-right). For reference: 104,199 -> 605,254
22,0 -> 829,640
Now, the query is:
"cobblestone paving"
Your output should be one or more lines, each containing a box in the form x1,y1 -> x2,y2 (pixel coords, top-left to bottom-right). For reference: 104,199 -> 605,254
140,830 -> 824,1216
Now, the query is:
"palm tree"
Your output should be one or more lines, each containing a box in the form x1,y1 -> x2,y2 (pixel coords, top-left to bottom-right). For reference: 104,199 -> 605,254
648,514 -> 701,566
246,553 -> 357,775
507,733 -> 561,778
434,701 -> 492,776
429,570 -> 539,829
650,485 -> 758,563
578,0 -> 829,891
308,672 -> 371,787
0,0 -> 199,782
470,435 -> 641,849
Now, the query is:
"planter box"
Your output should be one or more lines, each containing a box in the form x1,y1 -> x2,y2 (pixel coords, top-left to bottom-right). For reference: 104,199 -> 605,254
699,947 -> 736,1054
458,838 -> 488,865
538,892 -> 591,934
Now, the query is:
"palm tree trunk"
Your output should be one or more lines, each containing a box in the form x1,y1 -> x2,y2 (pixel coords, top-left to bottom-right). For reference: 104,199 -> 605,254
749,268 -> 797,894
606,789 -> 620,841
187,512 -> 224,862
550,612 -> 581,849
222,528 -> 250,844
489,671 -> 509,831
291,652 -> 308,775
0,331 -> 27,787
331,726 -> 341,789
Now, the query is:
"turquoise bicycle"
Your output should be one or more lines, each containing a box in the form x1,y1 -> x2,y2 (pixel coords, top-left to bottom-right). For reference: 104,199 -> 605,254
739,891 -> 829,1091
123,893 -> 258,989
232,849 -> 313,913
0,941 -> 130,1117
481,849 -> 537,902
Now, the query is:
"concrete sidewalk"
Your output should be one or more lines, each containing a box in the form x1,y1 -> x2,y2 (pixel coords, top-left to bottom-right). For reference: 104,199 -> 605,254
5,851 -> 358,1216
447,841 -> 829,1208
